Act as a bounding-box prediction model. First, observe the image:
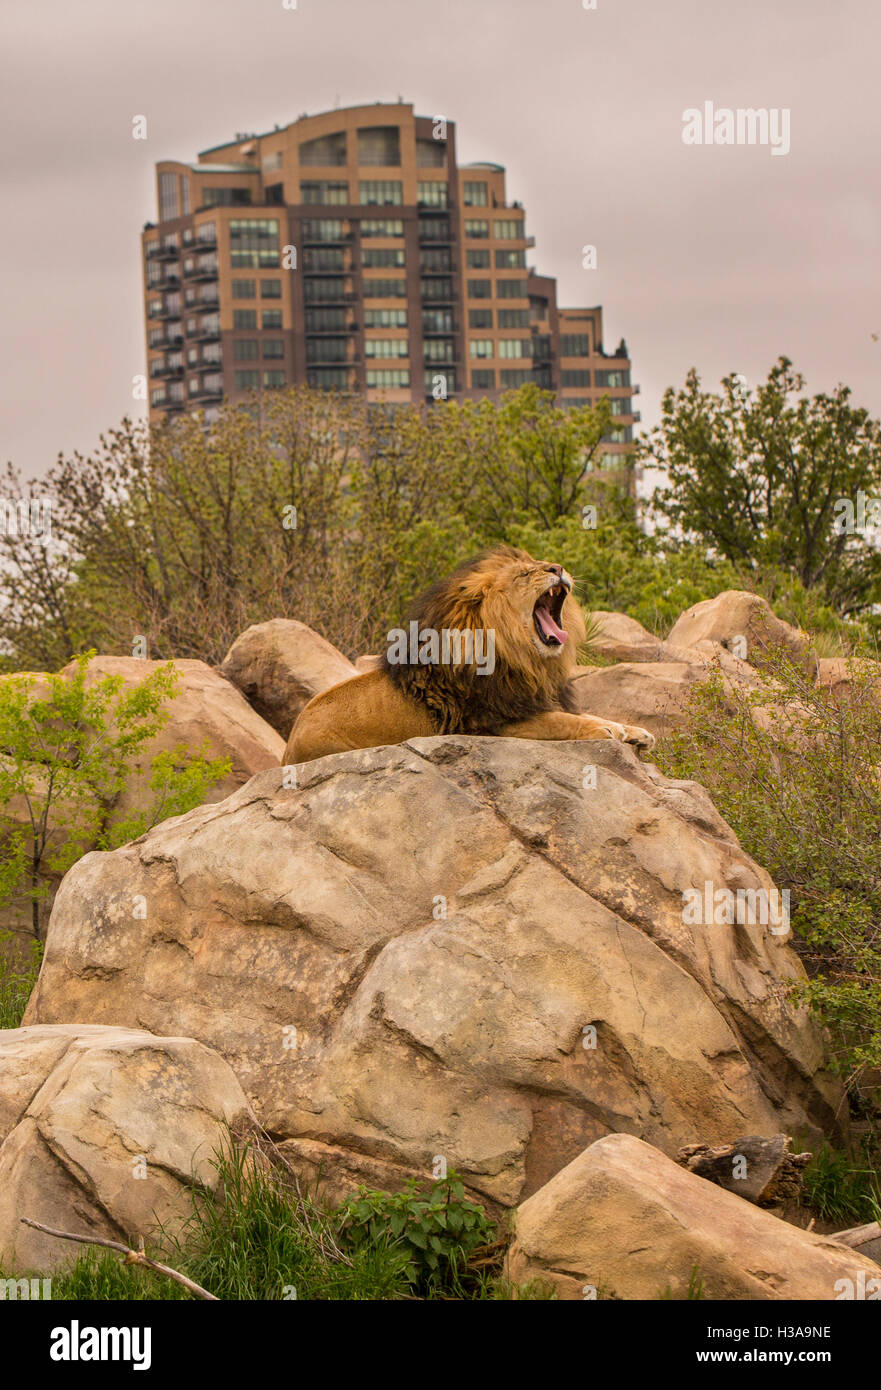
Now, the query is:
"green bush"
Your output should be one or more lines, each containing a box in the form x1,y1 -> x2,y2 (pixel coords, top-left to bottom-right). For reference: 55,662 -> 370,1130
655,642 -> 881,1099
335,1171 -> 500,1298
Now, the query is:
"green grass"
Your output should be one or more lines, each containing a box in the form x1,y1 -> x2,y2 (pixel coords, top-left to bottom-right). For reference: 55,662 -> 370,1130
800,1143 -> 881,1227
1,1136 -> 545,1301
0,933 -> 41,1030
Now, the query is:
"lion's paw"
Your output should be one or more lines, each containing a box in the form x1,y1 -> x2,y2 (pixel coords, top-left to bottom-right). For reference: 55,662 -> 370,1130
622,723 -> 655,751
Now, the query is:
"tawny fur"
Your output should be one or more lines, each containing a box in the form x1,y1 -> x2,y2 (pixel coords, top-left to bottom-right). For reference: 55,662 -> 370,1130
283,545 -> 654,763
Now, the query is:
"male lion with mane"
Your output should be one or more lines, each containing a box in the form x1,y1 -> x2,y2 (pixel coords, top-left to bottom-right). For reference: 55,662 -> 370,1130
283,546 -> 654,762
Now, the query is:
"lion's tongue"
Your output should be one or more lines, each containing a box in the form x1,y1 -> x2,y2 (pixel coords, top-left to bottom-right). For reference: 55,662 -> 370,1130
536,607 -> 567,644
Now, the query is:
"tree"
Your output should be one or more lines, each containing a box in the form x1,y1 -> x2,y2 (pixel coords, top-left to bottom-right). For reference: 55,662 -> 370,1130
641,358 -> 881,615
0,654 -> 230,939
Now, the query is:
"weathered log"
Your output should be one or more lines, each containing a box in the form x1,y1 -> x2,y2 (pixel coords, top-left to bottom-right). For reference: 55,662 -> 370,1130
676,1134 -> 811,1206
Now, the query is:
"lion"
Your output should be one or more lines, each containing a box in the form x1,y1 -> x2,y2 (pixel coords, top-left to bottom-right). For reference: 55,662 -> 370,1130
283,546 -> 655,763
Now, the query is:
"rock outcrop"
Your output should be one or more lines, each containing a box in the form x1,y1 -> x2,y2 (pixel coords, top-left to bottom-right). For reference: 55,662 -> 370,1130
505,1133 -> 880,1300
25,736 -> 842,1208
0,1024 -> 251,1273
221,619 -> 357,738
667,591 -> 814,672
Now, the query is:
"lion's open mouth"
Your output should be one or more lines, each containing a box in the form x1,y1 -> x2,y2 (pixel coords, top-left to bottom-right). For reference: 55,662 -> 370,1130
533,584 -> 569,647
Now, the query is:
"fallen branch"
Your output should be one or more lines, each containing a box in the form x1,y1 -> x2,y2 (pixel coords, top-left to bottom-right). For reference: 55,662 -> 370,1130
20,1217 -> 218,1301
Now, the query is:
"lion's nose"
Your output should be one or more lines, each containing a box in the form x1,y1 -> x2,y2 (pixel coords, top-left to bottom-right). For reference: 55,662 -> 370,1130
546,565 -> 563,579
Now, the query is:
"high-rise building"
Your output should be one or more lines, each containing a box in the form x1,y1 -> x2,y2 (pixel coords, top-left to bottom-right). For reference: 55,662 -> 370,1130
142,102 -> 639,466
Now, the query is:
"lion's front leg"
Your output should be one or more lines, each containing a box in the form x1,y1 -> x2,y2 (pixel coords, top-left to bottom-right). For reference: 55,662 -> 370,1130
499,710 -> 655,751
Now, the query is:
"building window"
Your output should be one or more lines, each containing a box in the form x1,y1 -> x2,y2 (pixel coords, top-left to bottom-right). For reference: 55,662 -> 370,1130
180,175 -> 191,216
359,180 -> 403,206
234,370 -> 260,390
424,339 -> 454,362
203,187 -> 253,207
306,339 -> 347,363
466,249 -> 490,269
308,367 -> 351,389
423,308 -> 453,333
229,218 -> 279,268
416,137 -> 446,168
496,279 -> 528,298
234,309 -> 258,330
561,370 -> 591,388
420,248 -> 452,272
469,340 -> 494,359
366,368 -> 410,388
468,310 -> 493,330
158,171 -> 179,222
417,181 -> 447,207
467,279 -> 492,299
302,218 -> 344,242
304,247 -> 345,271
306,306 -> 347,331
300,180 -> 349,204
420,278 -> 452,299
500,369 -> 532,388
299,132 -> 347,166
232,279 -> 256,299
261,279 -> 282,298
609,398 -> 632,416
357,127 -> 401,166
495,248 -> 526,269
361,218 -> 404,238
363,248 -> 405,268
471,369 -> 495,389
498,309 -> 529,328
262,309 -> 283,329
263,339 -> 285,359
234,340 -> 259,361
264,370 -> 287,388
464,219 -> 489,238
364,307 -> 408,328
463,181 -> 488,207
493,219 -> 524,239
363,278 -> 406,298
561,334 -> 590,357
365,338 -> 409,358
498,339 -> 530,359
594,368 -> 629,388
263,151 -> 283,173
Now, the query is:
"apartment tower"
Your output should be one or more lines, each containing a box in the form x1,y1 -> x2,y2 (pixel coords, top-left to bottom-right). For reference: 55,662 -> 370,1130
142,102 -> 638,466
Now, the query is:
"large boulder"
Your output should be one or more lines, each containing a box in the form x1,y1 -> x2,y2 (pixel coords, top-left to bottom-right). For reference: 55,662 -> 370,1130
25,737 -> 842,1209
0,657 -> 283,956
667,591 -> 814,672
588,612 -> 676,664
62,655 -> 284,823
0,1024 -> 251,1273
221,619 -> 357,739
505,1133 -> 880,1300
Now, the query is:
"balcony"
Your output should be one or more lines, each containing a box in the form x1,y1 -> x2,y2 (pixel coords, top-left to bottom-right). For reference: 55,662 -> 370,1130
195,233 -> 218,250
150,244 -> 179,262
191,325 -> 221,343
190,386 -> 224,402
183,262 -> 219,281
155,303 -> 182,320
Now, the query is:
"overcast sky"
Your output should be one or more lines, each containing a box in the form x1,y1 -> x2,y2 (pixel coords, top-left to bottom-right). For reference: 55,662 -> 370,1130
1,0 -> 878,478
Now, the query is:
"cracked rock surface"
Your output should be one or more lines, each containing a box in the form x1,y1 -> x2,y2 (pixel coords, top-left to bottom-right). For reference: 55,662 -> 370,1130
0,1024 -> 251,1272
25,736 -> 842,1208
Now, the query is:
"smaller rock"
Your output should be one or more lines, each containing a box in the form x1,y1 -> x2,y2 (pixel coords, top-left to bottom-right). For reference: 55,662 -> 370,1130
505,1133 -> 879,1300
587,612 -> 674,664
667,591 -> 814,672
221,619 -> 357,738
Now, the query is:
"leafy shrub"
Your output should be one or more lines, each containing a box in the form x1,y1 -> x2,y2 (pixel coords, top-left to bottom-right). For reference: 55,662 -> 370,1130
655,641 -> 881,1100
335,1171 -> 499,1298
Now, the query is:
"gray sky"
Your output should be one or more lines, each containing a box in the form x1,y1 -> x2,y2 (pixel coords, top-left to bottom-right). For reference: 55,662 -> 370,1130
1,0 -> 878,478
